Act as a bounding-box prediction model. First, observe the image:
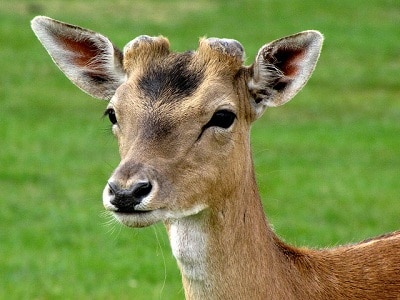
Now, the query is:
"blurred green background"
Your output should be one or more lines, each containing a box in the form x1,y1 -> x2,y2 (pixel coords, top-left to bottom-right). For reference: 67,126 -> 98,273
1,0 -> 399,299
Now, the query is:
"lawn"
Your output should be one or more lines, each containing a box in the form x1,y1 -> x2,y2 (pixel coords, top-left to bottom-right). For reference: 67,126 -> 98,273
1,0 -> 399,299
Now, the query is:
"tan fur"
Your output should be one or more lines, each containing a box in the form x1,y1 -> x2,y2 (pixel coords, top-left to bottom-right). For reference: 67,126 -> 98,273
123,36 -> 170,73
31,16 -> 400,299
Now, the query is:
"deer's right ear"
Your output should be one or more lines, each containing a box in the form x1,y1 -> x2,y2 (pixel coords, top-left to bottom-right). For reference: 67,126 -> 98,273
31,16 -> 126,100
247,31 -> 323,119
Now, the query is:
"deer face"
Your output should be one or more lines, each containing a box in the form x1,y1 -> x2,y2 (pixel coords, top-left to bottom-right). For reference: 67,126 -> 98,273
31,16 -> 323,228
102,37 -> 251,227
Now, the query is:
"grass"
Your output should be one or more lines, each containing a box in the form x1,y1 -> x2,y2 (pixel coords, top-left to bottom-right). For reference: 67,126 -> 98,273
1,0 -> 399,298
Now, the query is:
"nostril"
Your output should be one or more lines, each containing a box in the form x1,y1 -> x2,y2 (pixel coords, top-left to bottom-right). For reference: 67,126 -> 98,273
132,181 -> 152,199
108,181 -> 118,196
108,180 -> 153,213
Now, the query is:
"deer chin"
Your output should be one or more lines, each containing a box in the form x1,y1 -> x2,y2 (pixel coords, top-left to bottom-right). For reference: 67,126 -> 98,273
112,209 -> 167,228
120,205 -> 208,227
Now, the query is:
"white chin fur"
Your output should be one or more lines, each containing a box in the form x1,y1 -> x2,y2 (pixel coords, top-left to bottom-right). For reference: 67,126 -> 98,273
112,204 -> 208,228
113,210 -> 166,228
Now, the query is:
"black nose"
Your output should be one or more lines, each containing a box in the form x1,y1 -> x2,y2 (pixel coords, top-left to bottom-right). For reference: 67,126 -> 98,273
108,181 -> 153,213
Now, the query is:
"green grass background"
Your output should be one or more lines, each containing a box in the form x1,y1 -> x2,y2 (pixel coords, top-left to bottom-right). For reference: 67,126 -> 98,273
1,0 -> 399,299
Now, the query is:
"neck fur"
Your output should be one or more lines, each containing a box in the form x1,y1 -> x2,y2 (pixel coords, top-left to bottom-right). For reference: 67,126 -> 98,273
165,167 -> 297,299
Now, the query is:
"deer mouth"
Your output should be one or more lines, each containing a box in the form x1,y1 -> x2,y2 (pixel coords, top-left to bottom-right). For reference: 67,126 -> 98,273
112,208 -> 167,228
114,206 -> 153,214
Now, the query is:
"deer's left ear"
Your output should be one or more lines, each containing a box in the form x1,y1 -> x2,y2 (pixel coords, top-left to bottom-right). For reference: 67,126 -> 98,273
31,16 -> 126,100
248,31 -> 323,118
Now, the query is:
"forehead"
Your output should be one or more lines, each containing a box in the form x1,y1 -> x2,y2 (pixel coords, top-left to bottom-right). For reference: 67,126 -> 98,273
136,51 -> 203,104
120,36 -> 245,107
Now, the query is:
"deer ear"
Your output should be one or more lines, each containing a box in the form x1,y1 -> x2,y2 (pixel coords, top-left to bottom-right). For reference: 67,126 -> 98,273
248,30 -> 323,118
31,16 -> 126,100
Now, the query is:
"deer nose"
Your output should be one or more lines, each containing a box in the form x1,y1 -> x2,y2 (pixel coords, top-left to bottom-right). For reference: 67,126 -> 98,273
108,181 -> 153,213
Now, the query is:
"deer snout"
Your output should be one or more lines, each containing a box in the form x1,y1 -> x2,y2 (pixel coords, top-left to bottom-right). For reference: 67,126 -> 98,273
103,180 -> 153,213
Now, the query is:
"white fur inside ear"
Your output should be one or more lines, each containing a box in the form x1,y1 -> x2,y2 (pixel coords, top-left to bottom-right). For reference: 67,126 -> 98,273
248,61 -> 284,112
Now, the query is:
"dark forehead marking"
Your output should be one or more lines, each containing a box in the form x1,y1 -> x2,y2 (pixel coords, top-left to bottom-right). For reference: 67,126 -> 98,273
137,51 -> 203,103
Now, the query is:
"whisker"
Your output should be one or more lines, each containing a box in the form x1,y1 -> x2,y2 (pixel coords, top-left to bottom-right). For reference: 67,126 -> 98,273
100,211 -> 123,239
152,225 -> 167,300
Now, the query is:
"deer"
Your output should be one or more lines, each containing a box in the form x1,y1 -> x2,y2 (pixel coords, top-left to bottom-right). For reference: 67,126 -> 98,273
31,16 -> 400,299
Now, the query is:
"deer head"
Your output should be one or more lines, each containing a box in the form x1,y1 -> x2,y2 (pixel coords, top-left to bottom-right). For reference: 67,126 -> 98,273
31,16 -> 323,228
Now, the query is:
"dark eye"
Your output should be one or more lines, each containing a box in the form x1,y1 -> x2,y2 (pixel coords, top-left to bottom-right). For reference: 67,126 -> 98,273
205,109 -> 236,129
104,108 -> 117,125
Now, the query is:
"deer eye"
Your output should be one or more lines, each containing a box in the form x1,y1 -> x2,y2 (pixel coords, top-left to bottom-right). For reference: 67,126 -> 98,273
104,108 -> 117,125
204,109 -> 236,130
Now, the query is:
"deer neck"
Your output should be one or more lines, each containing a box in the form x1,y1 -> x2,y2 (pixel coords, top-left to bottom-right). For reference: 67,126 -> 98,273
165,161 -> 295,299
